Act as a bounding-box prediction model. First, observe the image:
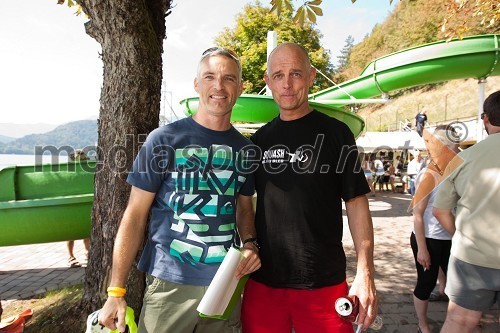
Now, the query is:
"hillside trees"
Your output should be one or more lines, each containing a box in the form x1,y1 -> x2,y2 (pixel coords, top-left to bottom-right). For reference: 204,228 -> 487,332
215,2 -> 334,94
337,35 -> 354,72
342,0 -> 499,81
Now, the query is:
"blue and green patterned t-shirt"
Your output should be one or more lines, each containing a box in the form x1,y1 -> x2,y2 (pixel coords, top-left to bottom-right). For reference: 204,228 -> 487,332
127,117 -> 254,286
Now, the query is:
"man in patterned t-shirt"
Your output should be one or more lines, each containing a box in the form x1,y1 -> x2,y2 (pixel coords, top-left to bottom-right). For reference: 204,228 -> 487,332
98,48 -> 261,333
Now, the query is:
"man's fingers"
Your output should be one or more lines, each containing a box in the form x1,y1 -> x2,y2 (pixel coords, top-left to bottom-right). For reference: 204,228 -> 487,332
115,307 -> 127,332
98,313 -> 117,330
235,250 -> 261,278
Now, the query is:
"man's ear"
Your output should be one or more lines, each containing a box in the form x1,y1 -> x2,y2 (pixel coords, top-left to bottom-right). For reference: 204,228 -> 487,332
264,73 -> 270,87
194,77 -> 199,93
309,67 -> 317,87
238,81 -> 243,97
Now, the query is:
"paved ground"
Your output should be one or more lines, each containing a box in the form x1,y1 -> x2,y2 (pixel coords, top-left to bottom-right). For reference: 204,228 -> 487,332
0,241 -> 87,300
0,192 -> 498,332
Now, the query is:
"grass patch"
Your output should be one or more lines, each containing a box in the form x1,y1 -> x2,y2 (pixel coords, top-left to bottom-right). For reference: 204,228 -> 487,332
2,284 -> 87,333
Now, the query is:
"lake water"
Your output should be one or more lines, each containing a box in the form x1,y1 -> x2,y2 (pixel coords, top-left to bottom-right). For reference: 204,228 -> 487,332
0,154 -> 69,170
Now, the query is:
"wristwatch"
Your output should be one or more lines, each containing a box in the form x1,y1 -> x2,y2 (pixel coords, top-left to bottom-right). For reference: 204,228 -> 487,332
242,237 -> 260,250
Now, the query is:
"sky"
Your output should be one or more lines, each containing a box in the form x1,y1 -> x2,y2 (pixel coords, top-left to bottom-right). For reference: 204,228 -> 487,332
0,0 -> 395,126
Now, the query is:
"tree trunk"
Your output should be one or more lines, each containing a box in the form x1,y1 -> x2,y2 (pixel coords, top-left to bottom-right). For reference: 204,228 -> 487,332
77,0 -> 172,316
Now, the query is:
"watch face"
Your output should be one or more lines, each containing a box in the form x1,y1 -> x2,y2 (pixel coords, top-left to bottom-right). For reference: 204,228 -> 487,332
243,238 -> 260,249
249,240 -> 260,249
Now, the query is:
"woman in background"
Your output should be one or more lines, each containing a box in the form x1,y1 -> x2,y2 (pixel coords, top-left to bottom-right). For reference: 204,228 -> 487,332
410,125 -> 460,333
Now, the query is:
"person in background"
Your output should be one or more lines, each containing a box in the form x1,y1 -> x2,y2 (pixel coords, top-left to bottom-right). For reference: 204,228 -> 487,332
433,90 -> 500,333
415,111 -> 428,137
67,149 -> 90,268
241,43 -> 378,333
66,239 -> 89,267
387,160 -> 396,193
98,47 -> 261,333
395,155 -> 407,193
407,151 -> 425,196
373,157 -> 385,193
410,125 -> 460,333
362,154 -> 376,197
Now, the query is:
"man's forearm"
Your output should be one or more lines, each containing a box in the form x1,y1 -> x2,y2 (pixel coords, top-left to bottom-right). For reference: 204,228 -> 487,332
109,212 -> 147,287
236,195 -> 257,242
346,195 -> 375,275
108,186 -> 154,288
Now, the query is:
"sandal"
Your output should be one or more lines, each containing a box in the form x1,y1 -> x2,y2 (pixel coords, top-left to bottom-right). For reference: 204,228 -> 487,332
429,291 -> 449,302
68,256 -> 81,268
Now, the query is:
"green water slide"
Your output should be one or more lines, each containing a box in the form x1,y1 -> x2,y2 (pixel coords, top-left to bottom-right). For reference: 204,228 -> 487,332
310,34 -> 499,104
0,162 -> 95,246
1,34 -> 499,246
181,34 -> 500,136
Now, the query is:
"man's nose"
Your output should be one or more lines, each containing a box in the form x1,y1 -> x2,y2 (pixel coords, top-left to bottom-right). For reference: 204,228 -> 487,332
214,77 -> 224,90
282,75 -> 292,89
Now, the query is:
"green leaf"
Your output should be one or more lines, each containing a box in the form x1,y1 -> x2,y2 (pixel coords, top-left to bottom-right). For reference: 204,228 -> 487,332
308,5 -> 323,16
308,0 -> 323,5
284,0 -> 293,12
351,0 -> 357,3
270,3 -> 280,15
307,7 -> 317,24
293,6 -> 306,26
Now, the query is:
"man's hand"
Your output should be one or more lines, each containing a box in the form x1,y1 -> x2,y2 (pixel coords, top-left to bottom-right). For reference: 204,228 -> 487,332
349,272 -> 379,331
98,296 -> 128,332
235,243 -> 261,279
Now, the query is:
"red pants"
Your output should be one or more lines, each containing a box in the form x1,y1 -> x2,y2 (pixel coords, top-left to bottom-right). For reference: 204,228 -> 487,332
241,279 -> 353,333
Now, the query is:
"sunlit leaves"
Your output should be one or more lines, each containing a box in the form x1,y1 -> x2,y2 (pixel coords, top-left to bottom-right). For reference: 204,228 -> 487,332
270,0 -> 294,16
272,0 -> 323,25
57,0 -> 85,16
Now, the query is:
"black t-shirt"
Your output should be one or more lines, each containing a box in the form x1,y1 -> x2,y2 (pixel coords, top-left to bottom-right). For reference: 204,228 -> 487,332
250,110 -> 370,289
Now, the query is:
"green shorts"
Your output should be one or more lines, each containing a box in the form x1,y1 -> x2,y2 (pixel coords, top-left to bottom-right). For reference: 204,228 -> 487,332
138,275 -> 241,333
445,256 -> 500,311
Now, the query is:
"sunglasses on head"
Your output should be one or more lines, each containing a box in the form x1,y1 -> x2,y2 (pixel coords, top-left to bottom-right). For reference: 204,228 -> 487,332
202,47 -> 239,62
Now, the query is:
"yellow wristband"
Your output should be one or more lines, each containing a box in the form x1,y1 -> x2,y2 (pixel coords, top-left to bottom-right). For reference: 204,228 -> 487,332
107,286 -> 126,297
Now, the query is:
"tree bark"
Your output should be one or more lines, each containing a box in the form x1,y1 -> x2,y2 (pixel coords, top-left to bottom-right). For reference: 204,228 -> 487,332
77,0 -> 171,316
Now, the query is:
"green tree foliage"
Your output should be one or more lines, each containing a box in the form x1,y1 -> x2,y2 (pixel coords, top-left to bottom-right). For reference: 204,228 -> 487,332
214,1 -> 334,94
270,0 -> 324,25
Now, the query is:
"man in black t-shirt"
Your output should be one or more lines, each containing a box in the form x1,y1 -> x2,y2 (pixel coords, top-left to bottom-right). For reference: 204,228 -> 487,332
241,43 -> 378,333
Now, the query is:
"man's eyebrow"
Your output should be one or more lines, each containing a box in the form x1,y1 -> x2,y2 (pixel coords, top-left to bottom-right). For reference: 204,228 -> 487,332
201,70 -> 215,76
270,68 -> 303,75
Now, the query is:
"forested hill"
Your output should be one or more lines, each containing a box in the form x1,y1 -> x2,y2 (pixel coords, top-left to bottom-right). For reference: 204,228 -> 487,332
339,0 -> 499,82
336,0 -> 499,132
0,120 -> 97,154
